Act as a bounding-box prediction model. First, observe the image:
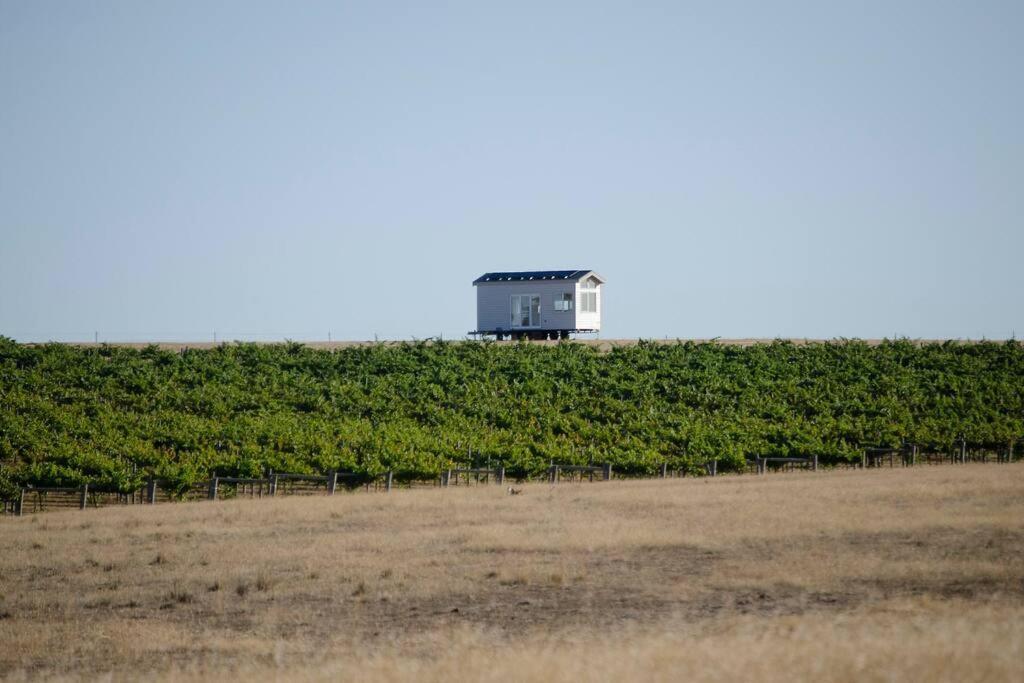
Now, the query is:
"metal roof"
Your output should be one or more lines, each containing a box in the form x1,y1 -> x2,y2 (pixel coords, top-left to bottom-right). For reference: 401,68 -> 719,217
473,270 -> 599,284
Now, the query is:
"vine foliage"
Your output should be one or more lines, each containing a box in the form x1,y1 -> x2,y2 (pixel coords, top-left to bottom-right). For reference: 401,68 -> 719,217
0,337 -> 1021,492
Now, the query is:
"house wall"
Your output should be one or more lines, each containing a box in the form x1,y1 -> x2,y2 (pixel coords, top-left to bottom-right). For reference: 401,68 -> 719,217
476,281 -> 579,332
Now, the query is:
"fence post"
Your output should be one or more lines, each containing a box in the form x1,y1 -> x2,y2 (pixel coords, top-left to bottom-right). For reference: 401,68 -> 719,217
326,471 -> 338,496
959,437 -> 967,464
79,484 -> 88,510
16,488 -> 24,516
147,479 -> 157,504
711,460 -> 718,477
602,463 -> 612,481
496,466 -> 505,485
861,452 -> 867,469
757,457 -> 765,475
208,477 -> 218,501
813,454 -> 819,472
660,462 -> 668,478
385,470 -> 393,492
443,469 -> 451,488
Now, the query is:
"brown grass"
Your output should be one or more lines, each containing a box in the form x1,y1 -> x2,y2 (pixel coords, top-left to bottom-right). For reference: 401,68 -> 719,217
1,466 -> 1022,681
39,337 -> 1014,352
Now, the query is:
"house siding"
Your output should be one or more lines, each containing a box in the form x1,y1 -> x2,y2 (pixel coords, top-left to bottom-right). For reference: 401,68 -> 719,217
476,281 -> 579,332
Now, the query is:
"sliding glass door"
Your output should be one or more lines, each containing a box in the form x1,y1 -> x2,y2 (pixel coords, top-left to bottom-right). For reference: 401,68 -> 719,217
511,294 -> 541,328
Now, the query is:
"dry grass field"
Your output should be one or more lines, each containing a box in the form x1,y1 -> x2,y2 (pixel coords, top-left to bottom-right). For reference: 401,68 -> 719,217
1,466 -> 1022,681
50,338 -> 1006,352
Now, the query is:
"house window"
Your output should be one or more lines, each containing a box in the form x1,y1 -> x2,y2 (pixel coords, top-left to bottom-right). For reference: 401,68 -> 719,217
554,292 -> 573,311
511,294 -> 541,327
580,278 -> 598,313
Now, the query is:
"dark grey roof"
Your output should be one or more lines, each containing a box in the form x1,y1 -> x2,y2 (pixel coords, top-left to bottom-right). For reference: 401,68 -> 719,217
473,270 -> 595,284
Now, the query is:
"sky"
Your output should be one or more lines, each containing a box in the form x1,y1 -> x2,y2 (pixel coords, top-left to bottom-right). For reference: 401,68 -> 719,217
1,1 -> 1022,342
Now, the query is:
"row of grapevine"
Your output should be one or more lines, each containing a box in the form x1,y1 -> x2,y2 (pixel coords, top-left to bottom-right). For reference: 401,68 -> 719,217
1,337 -> 1021,495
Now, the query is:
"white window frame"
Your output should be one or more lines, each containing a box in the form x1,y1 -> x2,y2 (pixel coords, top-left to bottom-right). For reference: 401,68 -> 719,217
553,292 -> 573,312
510,294 -> 541,328
579,278 -> 598,314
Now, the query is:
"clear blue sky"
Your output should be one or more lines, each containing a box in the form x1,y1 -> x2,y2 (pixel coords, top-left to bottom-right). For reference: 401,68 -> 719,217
2,1 -> 1021,342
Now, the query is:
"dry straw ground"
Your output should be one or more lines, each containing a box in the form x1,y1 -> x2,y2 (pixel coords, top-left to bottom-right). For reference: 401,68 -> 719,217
56,338 -> 999,352
1,465 -> 1022,681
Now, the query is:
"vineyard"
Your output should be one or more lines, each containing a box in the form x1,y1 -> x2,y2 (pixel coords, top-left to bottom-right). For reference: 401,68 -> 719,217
0,337 -> 1022,498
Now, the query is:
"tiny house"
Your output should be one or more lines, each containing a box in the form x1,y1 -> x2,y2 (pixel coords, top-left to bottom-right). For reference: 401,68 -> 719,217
471,270 -> 605,339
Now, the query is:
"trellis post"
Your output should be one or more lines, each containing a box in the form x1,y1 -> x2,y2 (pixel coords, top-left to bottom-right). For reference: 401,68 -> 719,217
660,462 -> 668,478
16,488 -> 24,516
208,477 -> 218,501
147,479 -> 157,504
79,484 -> 88,510
326,471 -> 337,495
496,466 -> 505,485
812,454 -> 819,472
385,470 -> 393,492
602,463 -> 612,481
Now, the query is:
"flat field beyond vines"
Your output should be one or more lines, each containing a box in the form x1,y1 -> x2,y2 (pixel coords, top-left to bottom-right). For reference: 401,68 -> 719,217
1,466 -> 1022,681
1,337 -> 1022,495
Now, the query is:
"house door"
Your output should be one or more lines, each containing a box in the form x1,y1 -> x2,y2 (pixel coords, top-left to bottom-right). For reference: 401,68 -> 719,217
511,294 -> 540,328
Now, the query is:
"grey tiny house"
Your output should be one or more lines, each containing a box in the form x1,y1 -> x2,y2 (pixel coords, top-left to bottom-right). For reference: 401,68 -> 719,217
470,270 -> 604,340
